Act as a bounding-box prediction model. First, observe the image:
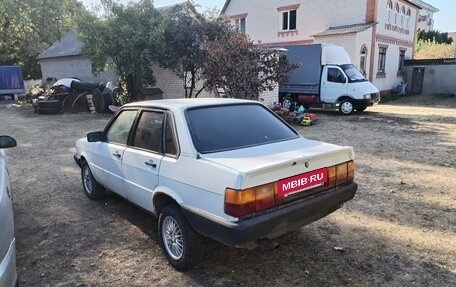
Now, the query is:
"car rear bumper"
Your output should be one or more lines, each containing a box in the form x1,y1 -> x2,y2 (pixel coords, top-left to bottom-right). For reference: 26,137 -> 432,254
182,182 -> 357,247
0,238 -> 18,287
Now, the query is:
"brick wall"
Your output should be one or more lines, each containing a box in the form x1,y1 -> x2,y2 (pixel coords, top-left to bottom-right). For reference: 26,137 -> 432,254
259,85 -> 279,108
152,65 -> 215,99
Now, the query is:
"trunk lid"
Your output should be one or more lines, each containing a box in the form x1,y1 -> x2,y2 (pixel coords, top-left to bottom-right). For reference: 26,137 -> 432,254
201,137 -> 354,189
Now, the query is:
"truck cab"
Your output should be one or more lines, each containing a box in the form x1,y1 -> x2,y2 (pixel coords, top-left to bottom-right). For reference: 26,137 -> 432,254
321,64 -> 380,114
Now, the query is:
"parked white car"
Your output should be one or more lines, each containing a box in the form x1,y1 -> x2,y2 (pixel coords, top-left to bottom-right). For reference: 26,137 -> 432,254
0,135 -> 18,287
74,98 -> 357,270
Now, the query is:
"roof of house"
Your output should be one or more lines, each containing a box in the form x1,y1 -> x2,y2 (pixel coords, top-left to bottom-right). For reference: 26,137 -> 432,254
312,22 -> 377,38
407,0 -> 439,12
37,32 -> 82,60
221,0 -> 231,13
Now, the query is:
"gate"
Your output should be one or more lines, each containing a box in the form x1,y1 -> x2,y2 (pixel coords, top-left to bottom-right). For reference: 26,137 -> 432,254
411,67 -> 425,95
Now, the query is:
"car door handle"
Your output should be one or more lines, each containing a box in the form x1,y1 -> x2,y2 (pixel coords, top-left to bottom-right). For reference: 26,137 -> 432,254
112,151 -> 121,159
145,160 -> 157,168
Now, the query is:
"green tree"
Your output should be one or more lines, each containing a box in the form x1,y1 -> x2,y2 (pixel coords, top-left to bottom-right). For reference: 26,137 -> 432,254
0,0 -> 89,79
157,6 -> 232,98
417,29 -> 453,45
77,0 -> 165,103
200,32 -> 296,99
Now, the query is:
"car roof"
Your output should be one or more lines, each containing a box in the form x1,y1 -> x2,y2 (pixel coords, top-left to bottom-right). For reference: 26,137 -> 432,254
122,98 -> 258,111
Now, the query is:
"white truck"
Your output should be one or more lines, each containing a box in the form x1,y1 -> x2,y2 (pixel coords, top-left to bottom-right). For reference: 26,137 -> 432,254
280,44 -> 380,115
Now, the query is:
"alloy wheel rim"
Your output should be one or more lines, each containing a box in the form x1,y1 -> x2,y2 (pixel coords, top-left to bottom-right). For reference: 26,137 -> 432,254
83,167 -> 93,194
162,216 -> 184,260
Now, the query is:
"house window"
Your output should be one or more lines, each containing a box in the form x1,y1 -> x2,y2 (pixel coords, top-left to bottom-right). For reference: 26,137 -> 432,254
282,10 -> 297,30
235,18 -> 246,34
394,4 -> 400,25
400,6 -> 405,27
387,1 -> 393,23
360,45 -> 368,76
398,49 -> 406,72
230,13 -> 248,34
378,47 -> 387,73
406,9 -> 411,29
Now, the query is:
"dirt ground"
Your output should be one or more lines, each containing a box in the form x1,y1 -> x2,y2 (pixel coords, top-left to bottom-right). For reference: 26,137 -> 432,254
1,97 -> 455,287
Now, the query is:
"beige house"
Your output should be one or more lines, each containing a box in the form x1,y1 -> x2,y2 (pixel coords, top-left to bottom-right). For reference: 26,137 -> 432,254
408,0 -> 439,32
222,0 -> 434,95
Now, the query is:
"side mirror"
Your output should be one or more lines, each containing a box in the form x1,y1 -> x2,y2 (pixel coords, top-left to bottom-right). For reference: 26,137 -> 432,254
0,135 -> 17,149
87,131 -> 104,142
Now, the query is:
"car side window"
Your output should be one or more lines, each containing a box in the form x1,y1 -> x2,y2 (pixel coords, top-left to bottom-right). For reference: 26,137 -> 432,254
327,68 -> 346,83
164,113 -> 178,156
132,111 -> 164,153
106,110 -> 137,145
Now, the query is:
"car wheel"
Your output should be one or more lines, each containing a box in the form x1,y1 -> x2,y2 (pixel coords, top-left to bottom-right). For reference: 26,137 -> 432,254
158,203 -> 203,271
81,161 -> 105,200
339,99 -> 355,115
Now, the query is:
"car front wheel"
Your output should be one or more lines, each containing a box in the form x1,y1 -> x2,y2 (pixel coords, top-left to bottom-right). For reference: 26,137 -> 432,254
81,161 -> 105,200
339,99 -> 355,115
158,203 -> 203,271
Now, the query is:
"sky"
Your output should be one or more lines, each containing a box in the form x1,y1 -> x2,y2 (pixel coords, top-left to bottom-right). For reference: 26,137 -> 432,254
81,0 -> 456,32
425,0 -> 456,32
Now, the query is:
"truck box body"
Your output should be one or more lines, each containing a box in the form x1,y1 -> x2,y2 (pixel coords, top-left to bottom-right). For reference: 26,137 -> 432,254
280,44 -> 351,95
0,66 -> 24,95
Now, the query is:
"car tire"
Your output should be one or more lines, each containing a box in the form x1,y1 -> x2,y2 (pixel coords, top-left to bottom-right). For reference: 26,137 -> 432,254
339,99 -> 355,115
38,100 -> 61,109
38,107 -> 61,114
158,203 -> 203,271
81,160 -> 105,200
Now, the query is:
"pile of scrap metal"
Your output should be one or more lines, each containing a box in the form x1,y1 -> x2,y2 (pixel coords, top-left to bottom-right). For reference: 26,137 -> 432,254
32,78 -> 118,114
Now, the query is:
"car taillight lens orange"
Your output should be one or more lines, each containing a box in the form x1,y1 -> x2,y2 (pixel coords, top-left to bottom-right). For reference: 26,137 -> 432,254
224,160 -> 355,218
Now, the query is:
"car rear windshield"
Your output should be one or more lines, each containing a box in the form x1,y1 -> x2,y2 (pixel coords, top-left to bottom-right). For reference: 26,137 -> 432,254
186,104 -> 299,153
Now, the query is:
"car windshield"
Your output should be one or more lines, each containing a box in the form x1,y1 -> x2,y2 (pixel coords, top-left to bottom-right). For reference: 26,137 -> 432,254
341,64 -> 367,82
186,104 -> 299,154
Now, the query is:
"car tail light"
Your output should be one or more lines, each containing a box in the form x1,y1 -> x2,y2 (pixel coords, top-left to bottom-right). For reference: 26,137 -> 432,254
225,160 -> 355,218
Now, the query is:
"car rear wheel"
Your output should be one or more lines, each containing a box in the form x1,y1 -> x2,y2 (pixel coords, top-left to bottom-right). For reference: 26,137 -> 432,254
81,161 -> 105,200
158,203 -> 203,271
339,99 -> 354,115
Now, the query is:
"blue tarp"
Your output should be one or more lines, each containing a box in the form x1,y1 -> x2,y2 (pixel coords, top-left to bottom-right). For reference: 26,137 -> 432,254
0,66 -> 25,94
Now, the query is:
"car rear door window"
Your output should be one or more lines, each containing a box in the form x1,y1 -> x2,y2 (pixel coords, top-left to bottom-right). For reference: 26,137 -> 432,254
132,111 -> 164,153
186,104 -> 298,153
106,110 -> 137,145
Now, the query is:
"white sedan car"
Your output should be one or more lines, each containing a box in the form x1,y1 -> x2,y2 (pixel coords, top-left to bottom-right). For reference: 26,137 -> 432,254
0,135 -> 18,287
74,98 -> 357,270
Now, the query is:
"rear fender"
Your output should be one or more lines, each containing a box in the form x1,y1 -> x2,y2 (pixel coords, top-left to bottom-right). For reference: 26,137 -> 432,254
152,187 -> 185,215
